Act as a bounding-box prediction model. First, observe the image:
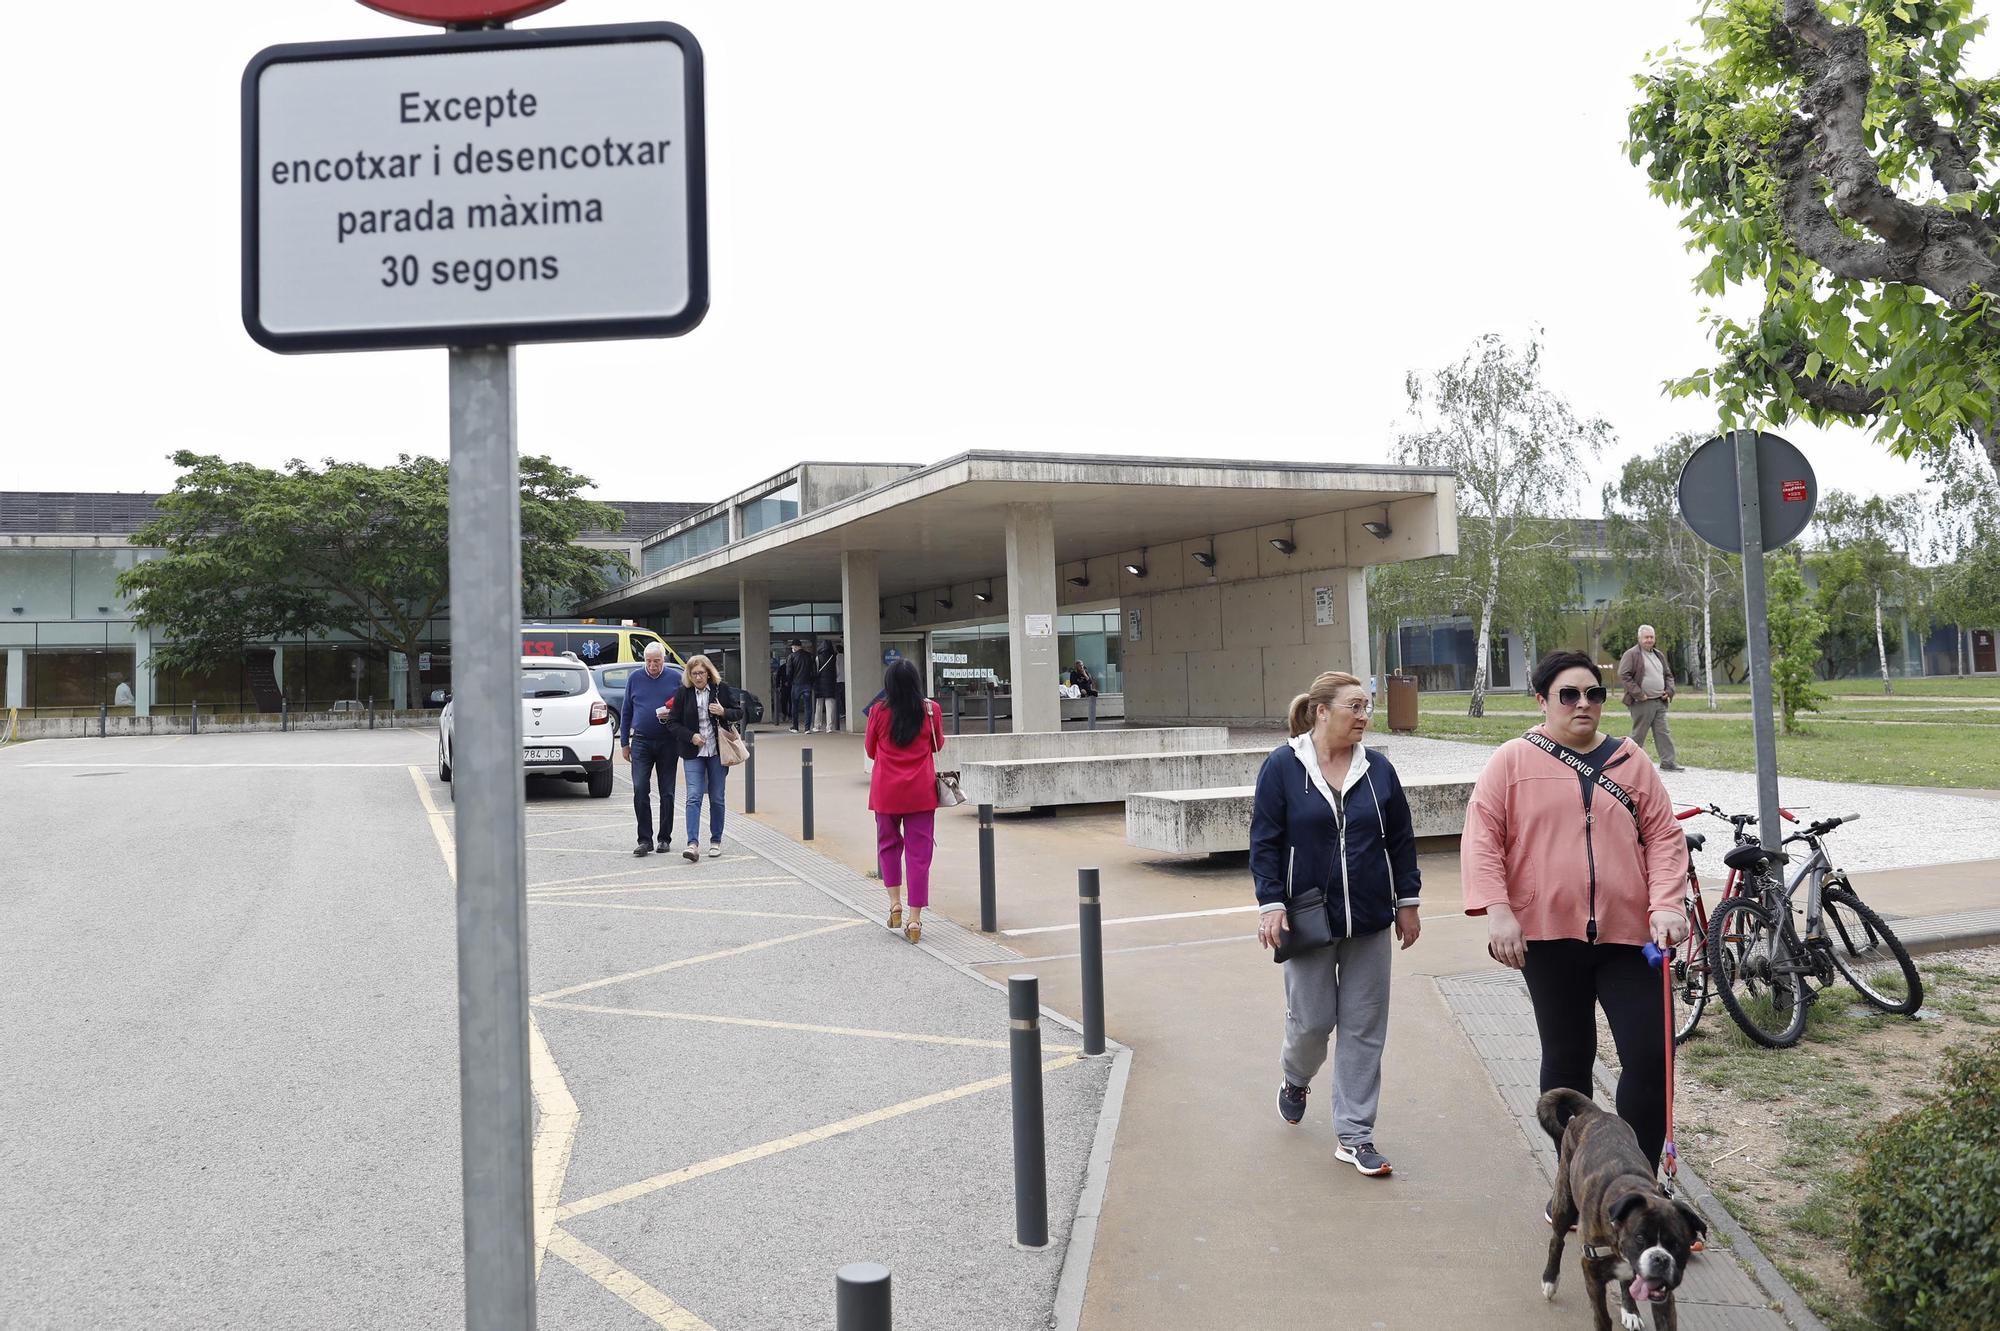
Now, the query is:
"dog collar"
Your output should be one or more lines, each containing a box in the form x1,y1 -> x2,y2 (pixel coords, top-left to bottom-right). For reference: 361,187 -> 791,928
1582,1244 -> 1619,1260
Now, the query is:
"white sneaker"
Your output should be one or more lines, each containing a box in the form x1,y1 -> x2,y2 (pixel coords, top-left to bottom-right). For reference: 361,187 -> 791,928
707,843 -> 721,858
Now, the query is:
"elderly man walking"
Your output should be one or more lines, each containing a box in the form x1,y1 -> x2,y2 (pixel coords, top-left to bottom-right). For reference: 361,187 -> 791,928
620,642 -> 680,855
1617,624 -> 1680,771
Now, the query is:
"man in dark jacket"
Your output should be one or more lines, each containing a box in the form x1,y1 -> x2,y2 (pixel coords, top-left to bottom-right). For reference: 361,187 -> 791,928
1616,625 -> 1679,771
619,642 -> 682,855
786,640 -> 813,733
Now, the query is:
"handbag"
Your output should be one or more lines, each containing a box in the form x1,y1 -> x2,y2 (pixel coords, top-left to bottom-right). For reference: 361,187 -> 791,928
1271,886 -> 1336,964
934,770 -> 967,808
717,725 -> 748,767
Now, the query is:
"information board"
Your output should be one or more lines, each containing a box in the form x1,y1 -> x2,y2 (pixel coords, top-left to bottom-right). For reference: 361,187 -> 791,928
243,23 -> 706,351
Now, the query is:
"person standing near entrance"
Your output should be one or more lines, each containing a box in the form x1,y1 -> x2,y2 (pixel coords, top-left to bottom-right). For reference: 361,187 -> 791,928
771,648 -> 789,727
866,658 -> 944,945
812,638 -> 839,734
1617,624 -> 1680,771
620,642 -> 680,857
787,639 -> 814,734
1252,670 -> 1423,1177
664,654 -> 740,862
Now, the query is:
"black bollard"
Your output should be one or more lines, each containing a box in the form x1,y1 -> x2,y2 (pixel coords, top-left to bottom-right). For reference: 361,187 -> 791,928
367,696 -> 375,730
744,727 -> 756,814
801,746 -> 814,841
191,699 -> 200,736
1008,975 -> 1048,1249
835,1262 -> 891,1331
99,703 -> 107,738
951,690 -> 961,735
1078,868 -> 1105,1057
986,690 -> 996,734
978,804 -> 997,933
281,696 -> 289,732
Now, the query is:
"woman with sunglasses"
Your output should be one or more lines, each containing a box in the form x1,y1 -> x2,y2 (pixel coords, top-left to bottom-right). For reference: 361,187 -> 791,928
1251,670 -> 1422,1177
1460,650 -> 1688,1177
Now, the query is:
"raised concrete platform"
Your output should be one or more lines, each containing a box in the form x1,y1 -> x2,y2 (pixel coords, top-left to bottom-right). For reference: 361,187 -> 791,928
940,726 -> 1227,765
1060,692 -> 1125,722
1125,779 -> 1475,853
957,747 -> 1272,809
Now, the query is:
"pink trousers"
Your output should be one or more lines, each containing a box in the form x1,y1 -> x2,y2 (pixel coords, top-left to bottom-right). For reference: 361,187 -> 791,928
875,810 -> 936,907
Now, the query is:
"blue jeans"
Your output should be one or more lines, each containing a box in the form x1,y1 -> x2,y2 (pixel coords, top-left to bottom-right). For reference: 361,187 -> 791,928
630,735 -> 676,844
790,684 -> 814,729
684,751 -> 726,844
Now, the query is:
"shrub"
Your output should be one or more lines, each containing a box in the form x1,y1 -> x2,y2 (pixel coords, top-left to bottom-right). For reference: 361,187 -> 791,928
1846,1035 -> 2000,1330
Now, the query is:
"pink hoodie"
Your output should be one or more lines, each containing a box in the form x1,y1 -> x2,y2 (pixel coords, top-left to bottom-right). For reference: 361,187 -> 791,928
1459,728 -> 1685,947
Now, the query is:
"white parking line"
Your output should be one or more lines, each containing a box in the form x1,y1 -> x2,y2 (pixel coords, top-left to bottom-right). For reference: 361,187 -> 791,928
525,877 -> 798,899
534,999 -> 1081,1053
18,761 -> 414,768
531,920 -> 867,1003
530,901 -> 854,923
1003,904 -> 1263,936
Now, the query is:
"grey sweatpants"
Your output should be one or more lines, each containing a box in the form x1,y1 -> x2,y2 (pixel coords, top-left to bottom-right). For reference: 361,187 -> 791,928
1279,926 -> 1393,1146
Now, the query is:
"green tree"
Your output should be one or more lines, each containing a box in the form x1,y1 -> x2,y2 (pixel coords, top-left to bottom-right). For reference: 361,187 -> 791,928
1628,0 -> 2000,501
120,451 -> 628,708
1395,332 -> 1612,716
1767,552 -> 1830,732
1602,434 -> 1748,707
1809,490 -> 1919,690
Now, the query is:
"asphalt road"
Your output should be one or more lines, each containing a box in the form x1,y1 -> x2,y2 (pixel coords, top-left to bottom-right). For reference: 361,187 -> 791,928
1,728 -> 1111,1330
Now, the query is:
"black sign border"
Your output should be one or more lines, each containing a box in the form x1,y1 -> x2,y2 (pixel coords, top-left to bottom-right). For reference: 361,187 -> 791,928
242,22 -> 708,353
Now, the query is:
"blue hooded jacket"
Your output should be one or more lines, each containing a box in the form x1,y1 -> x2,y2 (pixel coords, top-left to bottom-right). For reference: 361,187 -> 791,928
1250,738 -> 1422,937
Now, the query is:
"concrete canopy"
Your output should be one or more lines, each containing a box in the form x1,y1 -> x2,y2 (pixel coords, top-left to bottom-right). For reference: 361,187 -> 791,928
583,451 -> 1456,613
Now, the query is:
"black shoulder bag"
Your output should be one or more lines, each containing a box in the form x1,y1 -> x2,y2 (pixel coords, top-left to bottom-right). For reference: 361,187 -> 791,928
1272,790 -> 1342,964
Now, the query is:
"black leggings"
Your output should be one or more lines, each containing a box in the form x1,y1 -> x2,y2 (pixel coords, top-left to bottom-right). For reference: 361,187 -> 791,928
1522,940 -> 1667,1170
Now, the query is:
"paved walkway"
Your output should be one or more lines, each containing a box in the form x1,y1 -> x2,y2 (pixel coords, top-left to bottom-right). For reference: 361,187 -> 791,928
739,726 -> 2000,1331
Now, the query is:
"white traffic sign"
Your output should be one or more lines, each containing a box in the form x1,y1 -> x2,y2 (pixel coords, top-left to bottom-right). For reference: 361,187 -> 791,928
243,23 -> 706,352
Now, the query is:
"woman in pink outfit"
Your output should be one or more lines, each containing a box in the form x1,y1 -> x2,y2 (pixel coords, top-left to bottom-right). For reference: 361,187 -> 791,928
865,658 -> 944,944
1460,649 -> 1688,1171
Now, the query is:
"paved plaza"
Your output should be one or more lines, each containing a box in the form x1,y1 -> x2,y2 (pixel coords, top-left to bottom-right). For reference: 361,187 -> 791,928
0,728 -> 1113,1330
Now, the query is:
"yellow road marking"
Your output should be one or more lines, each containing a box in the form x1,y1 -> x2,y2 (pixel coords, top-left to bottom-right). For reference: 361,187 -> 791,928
526,877 -> 797,899
534,999 -> 1083,1053
408,766 -> 457,878
530,901 -> 854,923
544,1228 -> 718,1331
556,1054 -> 1084,1222
532,921 -> 867,1003
406,764 -> 579,1281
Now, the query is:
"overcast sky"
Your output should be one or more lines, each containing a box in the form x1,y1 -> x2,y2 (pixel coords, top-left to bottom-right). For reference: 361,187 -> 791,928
2,1 -> 1942,512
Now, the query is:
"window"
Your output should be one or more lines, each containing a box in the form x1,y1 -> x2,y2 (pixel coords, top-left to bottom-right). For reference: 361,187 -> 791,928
565,630 -> 615,664
641,513 -> 730,574
738,482 -> 800,538
521,666 -> 589,699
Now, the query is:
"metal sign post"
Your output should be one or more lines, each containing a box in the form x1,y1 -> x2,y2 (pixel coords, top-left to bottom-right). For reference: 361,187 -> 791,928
1677,430 -> 1818,858
242,11 -> 707,1328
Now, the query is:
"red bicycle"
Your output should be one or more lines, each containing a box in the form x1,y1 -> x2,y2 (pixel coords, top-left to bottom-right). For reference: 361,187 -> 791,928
1668,802 -> 1798,1044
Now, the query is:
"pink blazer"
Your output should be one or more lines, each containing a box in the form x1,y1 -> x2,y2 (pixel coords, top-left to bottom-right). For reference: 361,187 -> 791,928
1459,729 -> 1685,948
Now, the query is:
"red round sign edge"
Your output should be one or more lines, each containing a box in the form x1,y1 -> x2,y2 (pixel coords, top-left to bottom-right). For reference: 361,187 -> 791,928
355,0 -> 566,27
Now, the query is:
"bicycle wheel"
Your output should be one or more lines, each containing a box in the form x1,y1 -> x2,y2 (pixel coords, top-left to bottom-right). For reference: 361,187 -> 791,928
1709,896 -> 1807,1048
1672,902 -> 1710,1045
1821,885 -> 1924,1015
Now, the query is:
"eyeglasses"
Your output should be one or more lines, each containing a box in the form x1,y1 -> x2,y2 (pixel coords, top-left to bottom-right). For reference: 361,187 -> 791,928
1554,685 -> 1608,707
1334,700 -> 1374,717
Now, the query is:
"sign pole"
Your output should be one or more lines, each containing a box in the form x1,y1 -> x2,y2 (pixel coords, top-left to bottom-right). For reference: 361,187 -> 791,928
447,344 -> 536,1330
1733,428 -> 1784,858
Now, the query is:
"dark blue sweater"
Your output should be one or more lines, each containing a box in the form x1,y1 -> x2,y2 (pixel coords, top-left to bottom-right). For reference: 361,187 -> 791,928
620,666 -> 682,744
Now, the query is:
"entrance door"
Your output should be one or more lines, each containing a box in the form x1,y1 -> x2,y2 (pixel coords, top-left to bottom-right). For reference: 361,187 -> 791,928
1976,629 -> 1998,674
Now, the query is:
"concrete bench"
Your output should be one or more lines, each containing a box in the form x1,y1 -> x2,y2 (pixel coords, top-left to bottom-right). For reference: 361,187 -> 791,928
956,747 -> 1272,810
1060,692 -> 1124,722
940,726 -> 1228,765
1125,779 -> 1476,854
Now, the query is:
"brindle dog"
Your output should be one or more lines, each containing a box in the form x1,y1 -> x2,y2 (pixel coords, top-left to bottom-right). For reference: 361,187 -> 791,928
1538,1089 -> 1706,1331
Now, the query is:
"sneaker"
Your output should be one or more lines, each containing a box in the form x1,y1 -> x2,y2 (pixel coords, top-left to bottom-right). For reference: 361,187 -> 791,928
1277,1081 -> 1309,1125
633,840 -> 653,858
1335,1141 -> 1392,1176
1660,762 -> 1682,772
708,843 -> 722,858
683,844 -> 700,863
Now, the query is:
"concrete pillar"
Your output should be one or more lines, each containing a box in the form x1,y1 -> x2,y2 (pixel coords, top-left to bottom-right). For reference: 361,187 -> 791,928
668,602 -> 697,644
3,649 -> 23,710
132,626 -> 152,717
840,552 -> 881,732
738,579 -> 770,716
1005,503 -> 1061,733
1341,569 -> 1370,679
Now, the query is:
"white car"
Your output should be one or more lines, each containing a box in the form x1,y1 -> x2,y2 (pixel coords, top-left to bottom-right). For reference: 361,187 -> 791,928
438,654 -> 617,798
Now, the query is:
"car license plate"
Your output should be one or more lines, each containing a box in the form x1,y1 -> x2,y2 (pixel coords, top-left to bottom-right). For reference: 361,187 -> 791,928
524,747 -> 564,762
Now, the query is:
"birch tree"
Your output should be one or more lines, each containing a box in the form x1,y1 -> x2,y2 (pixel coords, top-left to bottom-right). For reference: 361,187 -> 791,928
1396,333 -> 1611,716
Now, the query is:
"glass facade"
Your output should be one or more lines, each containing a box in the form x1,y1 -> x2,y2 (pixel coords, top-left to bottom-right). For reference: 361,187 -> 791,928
640,513 -> 730,575
930,613 -> 1123,699
738,482 -> 800,538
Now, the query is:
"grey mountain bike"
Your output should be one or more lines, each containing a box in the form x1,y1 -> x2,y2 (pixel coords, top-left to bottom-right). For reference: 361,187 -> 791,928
1706,812 -> 1924,1049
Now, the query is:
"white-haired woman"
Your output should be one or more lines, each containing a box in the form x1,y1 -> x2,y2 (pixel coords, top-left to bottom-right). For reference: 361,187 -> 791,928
664,654 -> 742,862
1250,670 -> 1423,1176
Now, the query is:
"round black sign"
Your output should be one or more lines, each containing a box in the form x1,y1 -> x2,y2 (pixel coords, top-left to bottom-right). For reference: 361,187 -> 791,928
1676,431 -> 1818,553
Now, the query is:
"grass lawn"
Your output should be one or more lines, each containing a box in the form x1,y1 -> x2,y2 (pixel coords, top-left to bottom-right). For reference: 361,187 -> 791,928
1399,707 -> 2000,789
1637,948 -> 2000,1331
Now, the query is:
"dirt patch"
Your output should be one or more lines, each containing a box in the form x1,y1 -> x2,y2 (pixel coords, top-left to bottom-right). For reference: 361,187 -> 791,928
1596,945 -> 2000,1331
